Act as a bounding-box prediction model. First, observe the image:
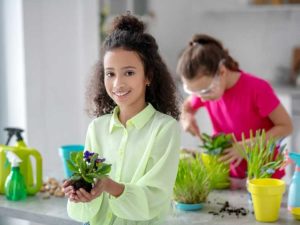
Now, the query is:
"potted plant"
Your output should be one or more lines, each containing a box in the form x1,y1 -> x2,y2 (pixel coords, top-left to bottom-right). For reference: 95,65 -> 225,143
173,153 -> 211,211
200,133 -> 232,189
66,150 -> 111,192
236,129 -> 286,180
235,130 -> 286,222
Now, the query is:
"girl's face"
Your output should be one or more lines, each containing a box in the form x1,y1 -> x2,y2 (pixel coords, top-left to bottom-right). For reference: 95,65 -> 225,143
104,48 -> 149,110
182,72 -> 225,101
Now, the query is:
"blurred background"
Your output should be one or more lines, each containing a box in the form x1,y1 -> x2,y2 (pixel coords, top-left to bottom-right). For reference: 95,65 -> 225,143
1,0 -> 300,180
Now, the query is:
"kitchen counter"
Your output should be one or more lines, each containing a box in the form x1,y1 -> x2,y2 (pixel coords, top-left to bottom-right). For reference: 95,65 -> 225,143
0,194 -> 80,225
0,190 -> 298,225
165,189 -> 297,225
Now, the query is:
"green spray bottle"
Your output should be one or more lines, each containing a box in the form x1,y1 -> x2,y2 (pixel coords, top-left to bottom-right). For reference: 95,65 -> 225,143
4,151 -> 27,201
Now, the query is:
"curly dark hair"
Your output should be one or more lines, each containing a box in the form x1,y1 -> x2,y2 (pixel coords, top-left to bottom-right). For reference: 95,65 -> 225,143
86,13 -> 180,120
177,34 -> 240,80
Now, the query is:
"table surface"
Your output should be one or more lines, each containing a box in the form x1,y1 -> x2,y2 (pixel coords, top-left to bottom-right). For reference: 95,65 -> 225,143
0,190 -> 298,225
165,190 -> 298,225
0,193 -> 80,225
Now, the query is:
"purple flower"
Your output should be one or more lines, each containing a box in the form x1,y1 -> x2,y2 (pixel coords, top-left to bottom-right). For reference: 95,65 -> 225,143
84,150 -> 95,162
96,158 -> 106,163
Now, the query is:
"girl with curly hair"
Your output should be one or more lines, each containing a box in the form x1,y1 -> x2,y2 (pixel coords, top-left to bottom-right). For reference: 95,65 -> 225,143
63,13 -> 180,225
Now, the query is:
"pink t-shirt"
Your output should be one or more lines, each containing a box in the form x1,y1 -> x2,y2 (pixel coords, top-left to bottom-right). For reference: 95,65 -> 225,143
190,71 -> 283,178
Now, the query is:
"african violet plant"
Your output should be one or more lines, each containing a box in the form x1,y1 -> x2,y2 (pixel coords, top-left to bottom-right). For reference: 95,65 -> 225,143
200,133 -> 233,155
67,150 -> 111,192
235,130 -> 286,179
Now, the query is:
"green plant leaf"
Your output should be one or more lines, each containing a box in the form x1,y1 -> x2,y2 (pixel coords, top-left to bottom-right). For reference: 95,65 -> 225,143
96,164 -> 111,174
75,151 -> 84,167
88,153 -> 99,173
70,174 -> 81,181
66,160 -> 78,172
70,152 -> 78,164
82,174 -> 93,183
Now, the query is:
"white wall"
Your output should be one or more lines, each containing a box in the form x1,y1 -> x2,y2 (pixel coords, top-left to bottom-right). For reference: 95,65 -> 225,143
0,0 -> 27,143
0,0 -> 6,144
148,0 -> 300,82
148,0 -> 300,149
1,0 -> 99,179
22,0 -> 99,179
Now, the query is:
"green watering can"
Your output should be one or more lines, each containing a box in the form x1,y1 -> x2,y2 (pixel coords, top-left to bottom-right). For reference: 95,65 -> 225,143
0,128 -> 42,195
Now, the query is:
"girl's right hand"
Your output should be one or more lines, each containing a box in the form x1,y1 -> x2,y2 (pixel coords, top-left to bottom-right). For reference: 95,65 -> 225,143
180,96 -> 201,137
62,180 -> 76,200
180,112 -> 201,137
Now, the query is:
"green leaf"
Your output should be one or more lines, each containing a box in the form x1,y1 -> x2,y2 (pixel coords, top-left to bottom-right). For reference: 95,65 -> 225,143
97,164 -> 111,174
75,152 -> 84,166
88,153 -> 99,173
70,174 -> 81,181
79,159 -> 86,176
82,174 -> 93,183
70,152 -> 78,164
67,160 -> 78,172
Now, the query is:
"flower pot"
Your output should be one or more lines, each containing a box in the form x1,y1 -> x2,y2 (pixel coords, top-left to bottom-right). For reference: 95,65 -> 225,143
248,178 -> 285,222
59,145 -> 84,178
201,153 -> 229,189
290,208 -> 300,220
175,202 -> 204,211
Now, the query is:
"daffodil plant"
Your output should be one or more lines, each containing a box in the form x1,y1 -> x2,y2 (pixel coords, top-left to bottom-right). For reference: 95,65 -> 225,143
67,150 -> 111,192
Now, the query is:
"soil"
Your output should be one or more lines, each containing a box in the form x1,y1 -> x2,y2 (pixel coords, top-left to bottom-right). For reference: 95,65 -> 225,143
70,178 -> 93,193
208,201 -> 250,218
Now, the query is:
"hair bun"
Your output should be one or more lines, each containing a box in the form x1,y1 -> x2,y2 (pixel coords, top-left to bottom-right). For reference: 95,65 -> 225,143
111,12 -> 144,34
191,34 -> 223,50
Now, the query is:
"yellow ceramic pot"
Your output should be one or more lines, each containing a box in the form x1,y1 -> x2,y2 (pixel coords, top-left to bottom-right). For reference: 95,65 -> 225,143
248,178 -> 285,222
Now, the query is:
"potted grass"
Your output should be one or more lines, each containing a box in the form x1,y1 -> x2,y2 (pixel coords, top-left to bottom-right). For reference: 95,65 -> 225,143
66,150 -> 111,192
173,153 -> 211,211
236,130 -> 286,180
235,130 -> 286,222
200,133 -> 232,189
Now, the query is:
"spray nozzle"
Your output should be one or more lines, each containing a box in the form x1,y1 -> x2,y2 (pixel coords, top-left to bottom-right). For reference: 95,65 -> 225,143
6,151 -> 22,167
4,127 -> 24,145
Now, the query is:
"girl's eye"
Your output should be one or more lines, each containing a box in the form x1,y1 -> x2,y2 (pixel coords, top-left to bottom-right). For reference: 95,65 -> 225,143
125,71 -> 135,76
105,72 -> 114,77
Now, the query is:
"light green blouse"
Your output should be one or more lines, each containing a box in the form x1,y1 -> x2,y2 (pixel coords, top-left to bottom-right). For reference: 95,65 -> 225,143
67,104 -> 180,225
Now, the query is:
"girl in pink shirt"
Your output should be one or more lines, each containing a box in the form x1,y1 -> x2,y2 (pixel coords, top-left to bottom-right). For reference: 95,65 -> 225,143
177,34 -> 293,188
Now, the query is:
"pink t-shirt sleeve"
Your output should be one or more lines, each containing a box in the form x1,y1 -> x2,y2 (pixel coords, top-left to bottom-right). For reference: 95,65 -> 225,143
255,81 -> 280,117
190,95 -> 204,111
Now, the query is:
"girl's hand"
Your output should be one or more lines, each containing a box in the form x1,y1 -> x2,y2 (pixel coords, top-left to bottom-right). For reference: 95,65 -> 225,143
180,111 -> 201,137
62,180 -> 76,199
218,146 -> 244,168
72,178 -> 108,203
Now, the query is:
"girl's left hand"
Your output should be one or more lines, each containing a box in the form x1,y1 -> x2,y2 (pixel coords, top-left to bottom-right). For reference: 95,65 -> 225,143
218,146 -> 244,168
71,178 -> 108,203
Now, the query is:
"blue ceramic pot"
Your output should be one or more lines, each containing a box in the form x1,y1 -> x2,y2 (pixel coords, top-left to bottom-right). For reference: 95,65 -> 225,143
175,202 -> 203,211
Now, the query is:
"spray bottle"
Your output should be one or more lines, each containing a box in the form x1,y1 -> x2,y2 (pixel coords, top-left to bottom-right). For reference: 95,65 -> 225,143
4,151 -> 27,201
0,127 -> 42,195
288,152 -> 300,220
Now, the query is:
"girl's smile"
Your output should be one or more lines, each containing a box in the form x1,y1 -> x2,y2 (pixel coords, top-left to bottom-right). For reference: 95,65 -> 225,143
103,48 -> 149,122
113,90 -> 131,97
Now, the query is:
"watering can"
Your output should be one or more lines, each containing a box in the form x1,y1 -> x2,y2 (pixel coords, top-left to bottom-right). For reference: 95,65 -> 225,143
0,127 -> 42,195
288,152 -> 300,220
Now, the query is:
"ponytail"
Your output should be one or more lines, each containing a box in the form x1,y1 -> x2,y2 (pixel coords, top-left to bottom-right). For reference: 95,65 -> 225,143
177,34 -> 239,80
